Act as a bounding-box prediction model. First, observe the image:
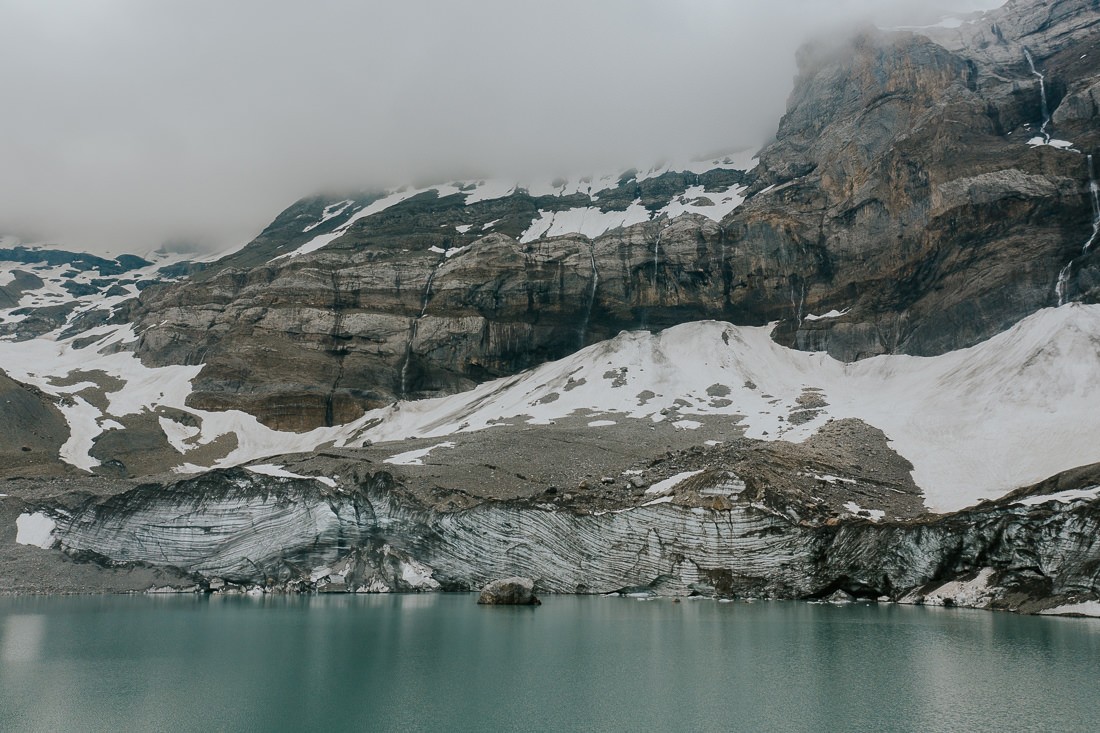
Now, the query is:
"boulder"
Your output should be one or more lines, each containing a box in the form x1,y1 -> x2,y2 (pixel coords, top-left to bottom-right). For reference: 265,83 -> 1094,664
477,576 -> 542,605
824,589 -> 856,604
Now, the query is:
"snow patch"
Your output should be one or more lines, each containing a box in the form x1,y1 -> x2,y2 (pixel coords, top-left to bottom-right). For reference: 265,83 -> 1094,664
909,568 -> 997,608
810,473 -> 857,485
272,184 -> 465,261
57,397 -> 103,472
658,184 -> 745,223
803,308 -> 850,321
302,200 -> 354,233
843,501 -> 885,521
1027,137 -> 1077,150
15,513 -> 56,549
1012,486 -> 1100,507
462,180 -> 516,205
640,495 -> 675,507
646,469 -> 706,495
159,418 -> 200,453
246,464 -> 338,488
519,202 -> 651,243
383,441 -> 456,466
1040,601 -> 1100,617
398,555 -> 441,590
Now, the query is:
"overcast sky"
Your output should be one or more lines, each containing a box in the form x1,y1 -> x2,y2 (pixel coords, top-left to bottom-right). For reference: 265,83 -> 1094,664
0,0 -> 1004,256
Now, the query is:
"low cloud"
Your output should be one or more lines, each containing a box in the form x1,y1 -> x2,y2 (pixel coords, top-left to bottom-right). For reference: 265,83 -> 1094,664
0,0 -> 1004,255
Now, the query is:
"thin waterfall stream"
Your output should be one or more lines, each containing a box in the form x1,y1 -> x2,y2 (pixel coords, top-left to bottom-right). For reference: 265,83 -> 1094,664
577,244 -> 599,348
399,257 -> 444,398
1024,48 -> 1052,141
1056,154 -> 1100,305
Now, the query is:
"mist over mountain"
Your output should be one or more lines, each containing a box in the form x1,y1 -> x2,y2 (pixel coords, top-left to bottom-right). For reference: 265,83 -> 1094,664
0,0 -> 1002,255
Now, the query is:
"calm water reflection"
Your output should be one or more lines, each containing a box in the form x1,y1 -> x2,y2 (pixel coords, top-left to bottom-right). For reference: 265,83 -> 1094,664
0,594 -> 1097,732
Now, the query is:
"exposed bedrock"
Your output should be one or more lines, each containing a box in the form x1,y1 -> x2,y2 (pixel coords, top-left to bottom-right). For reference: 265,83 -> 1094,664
26,462 -> 1100,613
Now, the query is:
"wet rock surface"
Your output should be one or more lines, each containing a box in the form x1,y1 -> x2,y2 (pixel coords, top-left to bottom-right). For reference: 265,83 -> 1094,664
478,577 -> 541,606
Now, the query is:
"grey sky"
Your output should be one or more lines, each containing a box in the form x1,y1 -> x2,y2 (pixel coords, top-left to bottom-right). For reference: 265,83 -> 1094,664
0,0 -> 1003,255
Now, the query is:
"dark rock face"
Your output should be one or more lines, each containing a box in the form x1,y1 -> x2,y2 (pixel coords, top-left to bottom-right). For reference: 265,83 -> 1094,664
125,0 -> 1100,430
753,7 -> 1100,358
477,577 -> 541,606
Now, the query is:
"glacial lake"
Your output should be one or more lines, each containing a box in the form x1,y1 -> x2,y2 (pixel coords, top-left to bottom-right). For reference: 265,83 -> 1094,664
1,595 -> 1097,732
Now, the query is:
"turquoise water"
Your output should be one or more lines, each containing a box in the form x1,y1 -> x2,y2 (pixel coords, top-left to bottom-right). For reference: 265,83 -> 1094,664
0,594 -> 1097,732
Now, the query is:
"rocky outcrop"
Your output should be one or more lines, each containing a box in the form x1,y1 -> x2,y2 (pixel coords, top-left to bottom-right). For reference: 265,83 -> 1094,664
478,577 -> 541,606
129,177 -> 747,430
753,3 -> 1100,358
120,0 -> 1100,430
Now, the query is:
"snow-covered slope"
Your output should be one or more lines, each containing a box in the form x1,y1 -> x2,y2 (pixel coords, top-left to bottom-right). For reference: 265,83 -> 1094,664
1,287 -> 1096,512
0,237 -> 192,334
332,303 -> 1100,512
268,151 -> 755,263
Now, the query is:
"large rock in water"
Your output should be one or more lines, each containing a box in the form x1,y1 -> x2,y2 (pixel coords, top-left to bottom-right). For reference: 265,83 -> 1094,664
477,577 -> 542,606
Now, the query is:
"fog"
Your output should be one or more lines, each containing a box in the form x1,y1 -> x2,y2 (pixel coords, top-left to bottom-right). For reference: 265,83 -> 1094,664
0,0 -> 1004,255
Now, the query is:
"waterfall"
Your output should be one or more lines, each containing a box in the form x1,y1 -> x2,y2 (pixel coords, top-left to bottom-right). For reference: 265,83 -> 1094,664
1056,154 -> 1100,305
577,245 -> 599,349
789,280 -> 805,326
653,230 -> 662,286
1024,48 -> 1052,141
652,219 -> 670,288
1089,154 -> 1100,240
399,259 -> 443,398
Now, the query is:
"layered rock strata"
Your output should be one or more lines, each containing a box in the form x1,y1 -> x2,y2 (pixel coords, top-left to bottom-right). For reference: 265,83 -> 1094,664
17,460 -> 1100,614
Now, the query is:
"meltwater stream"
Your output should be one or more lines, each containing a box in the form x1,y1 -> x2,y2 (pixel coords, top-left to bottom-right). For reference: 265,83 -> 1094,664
1,595 -> 1097,733
577,243 -> 600,348
1024,47 -> 1052,141
399,258 -> 443,398
1056,154 -> 1100,304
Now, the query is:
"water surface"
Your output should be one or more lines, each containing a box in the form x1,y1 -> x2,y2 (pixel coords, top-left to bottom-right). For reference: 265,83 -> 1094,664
1,595 -> 1097,732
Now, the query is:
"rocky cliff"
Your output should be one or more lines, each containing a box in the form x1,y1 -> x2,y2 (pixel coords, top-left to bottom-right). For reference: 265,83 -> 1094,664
117,0 -> 1100,431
